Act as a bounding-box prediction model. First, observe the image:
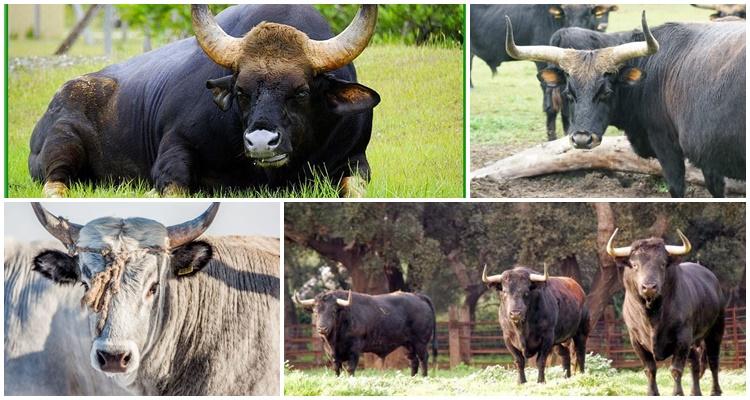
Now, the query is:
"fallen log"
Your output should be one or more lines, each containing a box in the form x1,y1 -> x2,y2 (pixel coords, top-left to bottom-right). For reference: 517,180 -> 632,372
471,136 -> 745,195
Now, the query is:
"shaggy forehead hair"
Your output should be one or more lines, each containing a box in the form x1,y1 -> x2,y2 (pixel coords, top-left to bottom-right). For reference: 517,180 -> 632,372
238,22 -> 313,78
559,48 -> 623,80
77,217 -> 168,251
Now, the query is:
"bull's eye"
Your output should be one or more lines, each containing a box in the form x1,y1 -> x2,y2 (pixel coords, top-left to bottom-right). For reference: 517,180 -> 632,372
295,89 -> 310,100
632,263 -> 639,270
81,281 -> 90,291
147,282 -> 159,298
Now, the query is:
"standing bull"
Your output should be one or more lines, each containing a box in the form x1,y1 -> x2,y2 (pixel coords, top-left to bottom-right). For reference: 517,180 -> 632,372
5,203 -> 280,395
293,290 -> 437,377
470,4 -> 617,93
482,264 -> 589,383
29,5 -> 379,198
607,229 -> 725,396
691,4 -> 746,19
506,12 -> 745,197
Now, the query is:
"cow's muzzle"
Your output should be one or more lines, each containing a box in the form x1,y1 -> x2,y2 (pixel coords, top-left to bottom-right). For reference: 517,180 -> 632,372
570,131 -> 602,149
640,282 -> 660,301
509,311 -> 525,325
244,129 -> 289,167
90,339 -> 140,375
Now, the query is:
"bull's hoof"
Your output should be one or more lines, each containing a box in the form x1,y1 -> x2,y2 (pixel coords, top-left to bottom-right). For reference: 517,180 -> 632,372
647,389 -> 660,396
161,184 -> 189,198
43,181 -> 69,198
546,132 -> 557,141
710,389 -> 722,396
340,176 -> 367,198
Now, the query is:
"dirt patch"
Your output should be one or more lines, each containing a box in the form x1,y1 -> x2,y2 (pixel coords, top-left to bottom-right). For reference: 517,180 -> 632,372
471,144 -> 739,198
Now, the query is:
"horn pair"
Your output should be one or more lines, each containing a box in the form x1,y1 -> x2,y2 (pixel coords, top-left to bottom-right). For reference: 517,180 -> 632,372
31,203 -> 220,251
505,10 -> 659,66
606,228 -> 692,257
293,290 -> 352,307
482,263 -> 549,283
191,5 -> 378,74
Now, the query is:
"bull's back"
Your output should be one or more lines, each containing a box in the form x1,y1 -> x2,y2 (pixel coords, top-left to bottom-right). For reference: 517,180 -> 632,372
646,22 -> 745,178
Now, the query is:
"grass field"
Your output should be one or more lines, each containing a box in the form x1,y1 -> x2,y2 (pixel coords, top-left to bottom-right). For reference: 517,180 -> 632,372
470,4 -> 717,149
7,38 -> 463,198
284,355 -> 747,396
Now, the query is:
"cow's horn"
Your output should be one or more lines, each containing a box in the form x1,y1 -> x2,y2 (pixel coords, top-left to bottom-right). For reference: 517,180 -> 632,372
306,5 -> 378,74
665,229 -> 692,256
191,5 -> 244,69
482,264 -> 504,283
606,228 -> 632,257
167,203 -> 220,248
31,203 -> 83,252
336,290 -> 353,307
293,292 -> 316,308
609,11 -> 659,66
529,263 -> 549,282
505,15 -> 568,65
690,4 -> 719,11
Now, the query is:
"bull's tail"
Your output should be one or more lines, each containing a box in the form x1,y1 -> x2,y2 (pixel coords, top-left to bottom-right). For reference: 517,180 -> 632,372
699,343 -> 708,379
417,293 -> 438,371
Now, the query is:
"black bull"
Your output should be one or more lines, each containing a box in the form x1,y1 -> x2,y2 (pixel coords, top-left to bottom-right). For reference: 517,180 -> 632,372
508,14 -> 745,197
29,5 -> 377,197
295,290 -> 437,377
483,266 -> 590,384
470,4 -> 617,90
608,230 -> 725,396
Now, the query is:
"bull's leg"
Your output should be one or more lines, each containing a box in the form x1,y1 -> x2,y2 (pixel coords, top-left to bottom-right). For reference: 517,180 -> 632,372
561,104 -> 571,136
702,169 -> 726,198
650,137 -> 687,197
554,344 -> 572,378
339,156 -> 370,198
546,111 -> 558,141
333,359 -> 343,377
470,53 -> 474,88
670,342 -> 691,396
508,344 -> 527,384
631,339 -> 660,396
705,313 -> 725,396
407,349 -> 419,377
151,134 -> 194,196
536,346 -> 552,383
346,353 -> 360,376
688,348 -> 703,396
31,122 -> 88,198
419,350 -> 429,377
572,332 -> 587,374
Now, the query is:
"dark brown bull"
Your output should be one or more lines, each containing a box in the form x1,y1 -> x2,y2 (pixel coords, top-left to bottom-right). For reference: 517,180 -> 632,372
293,290 -> 437,377
482,264 -> 589,384
607,229 -> 725,396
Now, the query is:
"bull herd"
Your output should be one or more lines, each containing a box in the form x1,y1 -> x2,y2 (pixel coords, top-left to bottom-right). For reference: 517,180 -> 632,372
295,229 -> 727,396
472,4 -> 746,198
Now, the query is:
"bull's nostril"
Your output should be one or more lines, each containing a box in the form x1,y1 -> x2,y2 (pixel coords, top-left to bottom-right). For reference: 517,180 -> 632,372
96,350 -> 106,367
122,353 -> 132,367
268,134 -> 280,147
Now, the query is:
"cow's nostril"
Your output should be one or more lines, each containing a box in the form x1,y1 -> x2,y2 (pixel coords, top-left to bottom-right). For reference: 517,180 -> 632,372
122,352 -> 132,367
268,133 -> 280,147
96,350 -> 106,367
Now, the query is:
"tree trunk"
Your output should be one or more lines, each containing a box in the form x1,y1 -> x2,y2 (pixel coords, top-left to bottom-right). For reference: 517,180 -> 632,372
726,266 -> 746,307
556,254 -> 581,282
54,5 -> 102,55
586,203 -> 623,330
447,249 -> 486,321
472,136 -> 745,195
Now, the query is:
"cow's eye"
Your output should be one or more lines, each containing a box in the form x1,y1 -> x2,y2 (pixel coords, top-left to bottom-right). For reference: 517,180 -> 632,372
632,263 -> 639,270
147,282 -> 159,297
295,89 -> 310,99
81,281 -> 90,291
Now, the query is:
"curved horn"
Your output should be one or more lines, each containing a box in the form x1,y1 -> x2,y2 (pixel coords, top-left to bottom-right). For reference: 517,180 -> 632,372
336,290 -> 353,307
482,264 -> 504,283
191,5 -> 244,69
665,229 -> 692,256
167,203 -> 220,248
293,292 -> 316,308
691,4 -> 719,10
505,15 -> 568,64
529,262 -> 549,282
608,11 -> 659,66
606,228 -> 632,258
31,203 -> 83,252
306,5 -> 378,73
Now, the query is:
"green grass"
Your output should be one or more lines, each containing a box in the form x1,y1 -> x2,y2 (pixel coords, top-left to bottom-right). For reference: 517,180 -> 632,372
470,4 -> 716,148
7,38 -> 463,198
284,354 -> 747,396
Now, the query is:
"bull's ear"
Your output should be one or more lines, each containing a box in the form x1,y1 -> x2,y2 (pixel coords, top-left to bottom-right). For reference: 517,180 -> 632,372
33,250 -> 79,285
170,241 -> 213,278
323,78 -> 381,115
206,75 -> 235,112
537,68 -> 565,88
617,67 -> 645,86
593,5 -> 618,16
548,5 -> 564,18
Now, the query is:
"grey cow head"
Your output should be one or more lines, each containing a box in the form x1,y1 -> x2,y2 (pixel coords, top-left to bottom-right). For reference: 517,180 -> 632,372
549,4 -> 619,31
30,203 -> 219,383
607,228 -> 691,308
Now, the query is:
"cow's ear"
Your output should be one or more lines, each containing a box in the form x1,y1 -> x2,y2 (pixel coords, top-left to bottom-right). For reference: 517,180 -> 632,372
537,68 -> 565,88
33,250 -> 79,285
170,241 -> 213,278
206,75 -> 235,112
593,5 -> 617,16
323,77 -> 381,115
617,67 -> 645,86
548,5 -> 564,18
